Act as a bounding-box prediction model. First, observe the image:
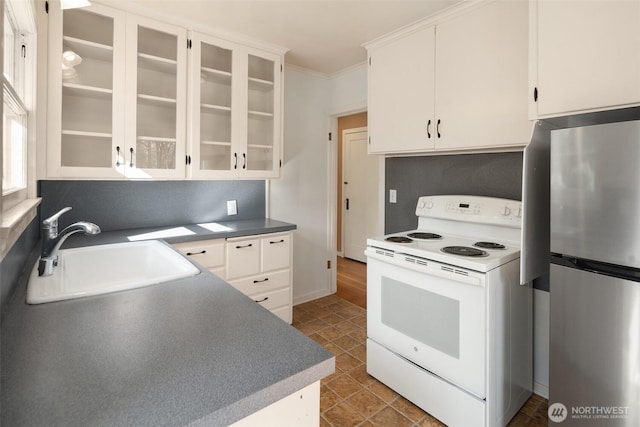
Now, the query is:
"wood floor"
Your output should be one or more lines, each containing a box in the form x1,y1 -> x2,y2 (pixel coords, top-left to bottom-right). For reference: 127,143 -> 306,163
336,256 -> 367,309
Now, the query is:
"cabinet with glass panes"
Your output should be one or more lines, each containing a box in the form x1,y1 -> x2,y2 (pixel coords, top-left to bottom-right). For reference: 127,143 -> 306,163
189,34 -> 282,179
47,1 -> 284,180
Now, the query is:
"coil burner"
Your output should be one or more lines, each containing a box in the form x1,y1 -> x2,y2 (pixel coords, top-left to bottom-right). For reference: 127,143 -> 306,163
441,246 -> 489,257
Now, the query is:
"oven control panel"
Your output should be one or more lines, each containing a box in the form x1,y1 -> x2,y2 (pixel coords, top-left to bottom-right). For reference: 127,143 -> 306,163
416,195 -> 522,226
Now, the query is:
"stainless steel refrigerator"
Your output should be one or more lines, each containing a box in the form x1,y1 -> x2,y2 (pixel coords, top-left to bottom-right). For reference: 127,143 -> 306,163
550,120 -> 640,426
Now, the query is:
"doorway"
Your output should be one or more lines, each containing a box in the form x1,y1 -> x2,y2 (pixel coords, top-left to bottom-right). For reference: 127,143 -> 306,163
333,112 -> 381,308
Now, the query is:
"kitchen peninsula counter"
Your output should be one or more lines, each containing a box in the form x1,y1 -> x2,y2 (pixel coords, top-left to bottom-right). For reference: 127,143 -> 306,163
0,219 -> 333,426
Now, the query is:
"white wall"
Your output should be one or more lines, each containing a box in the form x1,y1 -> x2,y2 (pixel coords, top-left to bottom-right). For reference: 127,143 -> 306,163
269,67 -> 331,304
269,64 -> 367,305
533,289 -> 549,397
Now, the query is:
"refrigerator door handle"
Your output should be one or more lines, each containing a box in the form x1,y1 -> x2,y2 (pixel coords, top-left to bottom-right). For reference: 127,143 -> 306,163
552,254 -> 640,283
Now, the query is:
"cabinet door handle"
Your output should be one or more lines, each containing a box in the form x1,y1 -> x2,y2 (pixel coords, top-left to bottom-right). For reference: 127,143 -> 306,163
345,198 -> 349,210
235,243 -> 253,249
242,153 -> 246,169
234,152 -> 238,169
269,239 -> 285,244
253,278 -> 269,284
436,119 -> 441,138
427,120 -> 431,139
116,146 -> 121,167
186,250 -> 206,256
129,147 -> 134,167
533,87 -> 538,102
254,296 -> 269,303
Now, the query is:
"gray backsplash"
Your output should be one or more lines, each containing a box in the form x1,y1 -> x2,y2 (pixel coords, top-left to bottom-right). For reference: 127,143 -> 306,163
385,152 -> 523,233
0,218 -> 39,320
39,180 -> 266,232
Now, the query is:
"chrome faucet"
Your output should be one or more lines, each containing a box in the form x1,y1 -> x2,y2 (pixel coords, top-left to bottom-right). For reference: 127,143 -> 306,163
38,207 -> 101,276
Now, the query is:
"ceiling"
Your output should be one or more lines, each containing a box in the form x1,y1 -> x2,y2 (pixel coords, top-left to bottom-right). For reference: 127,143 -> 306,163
108,0 -> 463,76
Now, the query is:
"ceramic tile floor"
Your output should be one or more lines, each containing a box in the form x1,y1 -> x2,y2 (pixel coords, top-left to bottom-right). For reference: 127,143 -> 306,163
292,294 -> 549,427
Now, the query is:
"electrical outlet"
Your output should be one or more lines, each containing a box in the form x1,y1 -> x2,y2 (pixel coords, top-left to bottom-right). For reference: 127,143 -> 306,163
389,189 -> 397,204
227,200 -> 237,216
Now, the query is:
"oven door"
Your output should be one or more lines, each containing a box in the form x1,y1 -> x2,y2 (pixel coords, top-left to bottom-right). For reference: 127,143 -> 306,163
366,250 -> 486,398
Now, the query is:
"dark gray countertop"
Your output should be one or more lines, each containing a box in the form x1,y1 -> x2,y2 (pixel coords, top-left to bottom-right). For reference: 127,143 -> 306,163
1,219 -> 333,426
60,218 -> 298,248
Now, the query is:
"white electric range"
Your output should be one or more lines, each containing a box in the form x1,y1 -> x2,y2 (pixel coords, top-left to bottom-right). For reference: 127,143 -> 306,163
365,195 -> 532,427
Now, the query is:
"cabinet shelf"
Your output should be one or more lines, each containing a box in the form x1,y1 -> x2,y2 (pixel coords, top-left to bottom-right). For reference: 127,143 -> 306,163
62,129 -> 112,138
138,52 -> 177,74
63,83 -> 113,99
138,93 -> 177,106
202,140 -> 232,146
248,77 -> 274,86
137,136 -> 177,143
201,103 -> 231,113
248,110 -> 273,118
248,144 -> 273,150
201,66 -> 232,78
63,36 -> 113,62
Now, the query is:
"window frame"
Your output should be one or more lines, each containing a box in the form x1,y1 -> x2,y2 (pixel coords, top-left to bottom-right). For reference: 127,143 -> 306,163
0,0 -> 38,262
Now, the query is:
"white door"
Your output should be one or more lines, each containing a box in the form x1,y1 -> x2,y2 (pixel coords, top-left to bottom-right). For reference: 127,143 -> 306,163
343,129 -> 377,263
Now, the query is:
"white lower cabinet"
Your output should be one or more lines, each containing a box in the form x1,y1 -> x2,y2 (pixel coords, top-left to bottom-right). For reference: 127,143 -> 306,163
172,238 -> 226,278
227,232 -> 293,323
230,381 -> 320,427
174,231 -> 293,323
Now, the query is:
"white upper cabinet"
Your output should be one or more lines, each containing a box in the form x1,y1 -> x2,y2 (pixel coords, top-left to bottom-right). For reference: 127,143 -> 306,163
125,16 -> 187,179
365,0 -> 530,155
531,0 -> 640,118
47,2 -> 126,178
367,26 -> 436,154
189,33 -> 282,179
435,0 -> 530,150
47,1 -> 284,179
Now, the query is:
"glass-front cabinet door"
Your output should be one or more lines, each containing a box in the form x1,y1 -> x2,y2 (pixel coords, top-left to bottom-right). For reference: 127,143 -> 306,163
47,1 -> 126,178
125,17 -> 187,179
189,35 -> 282,179
244,51 -> 281,177
188,33 -> 234,177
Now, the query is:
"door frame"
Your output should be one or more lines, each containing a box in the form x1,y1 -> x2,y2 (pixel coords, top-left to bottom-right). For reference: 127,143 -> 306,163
327,103 -> 384,294
341,126 -> 368,260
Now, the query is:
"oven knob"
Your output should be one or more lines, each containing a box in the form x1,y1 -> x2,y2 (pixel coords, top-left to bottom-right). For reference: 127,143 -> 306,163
426,201 -> 433,209
502,206 -> 511,216
418,200 -> 426,209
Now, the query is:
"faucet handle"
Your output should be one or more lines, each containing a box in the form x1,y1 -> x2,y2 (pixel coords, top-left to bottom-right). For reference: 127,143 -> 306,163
43,207 -> 72,230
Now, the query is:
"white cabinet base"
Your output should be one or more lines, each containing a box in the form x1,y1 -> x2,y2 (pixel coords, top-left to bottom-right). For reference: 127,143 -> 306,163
230,381 -> 320,427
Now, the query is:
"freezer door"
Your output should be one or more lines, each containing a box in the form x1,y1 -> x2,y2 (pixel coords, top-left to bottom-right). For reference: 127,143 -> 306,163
549,263 -> 640,426
550,120 -> 640,267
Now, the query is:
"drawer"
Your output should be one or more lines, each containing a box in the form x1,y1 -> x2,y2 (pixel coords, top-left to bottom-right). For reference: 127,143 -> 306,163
251,287 -> 290,311
229,269 -> 290,295
173,239 -> 224,269
226,237 -> 260,279
261,233 -> 291,272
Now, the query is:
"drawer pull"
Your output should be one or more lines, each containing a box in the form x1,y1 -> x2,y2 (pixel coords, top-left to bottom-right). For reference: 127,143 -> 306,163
253,278 -> 269,284
186,250 -> 206,256
254,297 -> 269,303
236,243 -> 253,249
269,239 -> 285,244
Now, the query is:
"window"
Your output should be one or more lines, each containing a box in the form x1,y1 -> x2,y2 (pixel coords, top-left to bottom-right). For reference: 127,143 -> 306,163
2,0 -> 35,211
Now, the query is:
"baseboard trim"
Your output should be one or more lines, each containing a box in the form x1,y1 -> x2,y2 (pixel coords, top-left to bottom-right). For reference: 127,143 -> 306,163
293,289 -> 334,306
533,382 -> 549,399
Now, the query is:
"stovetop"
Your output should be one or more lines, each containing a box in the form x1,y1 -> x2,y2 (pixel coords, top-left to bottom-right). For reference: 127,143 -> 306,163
367,230 -> 520,272
367,195 -> 523,273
